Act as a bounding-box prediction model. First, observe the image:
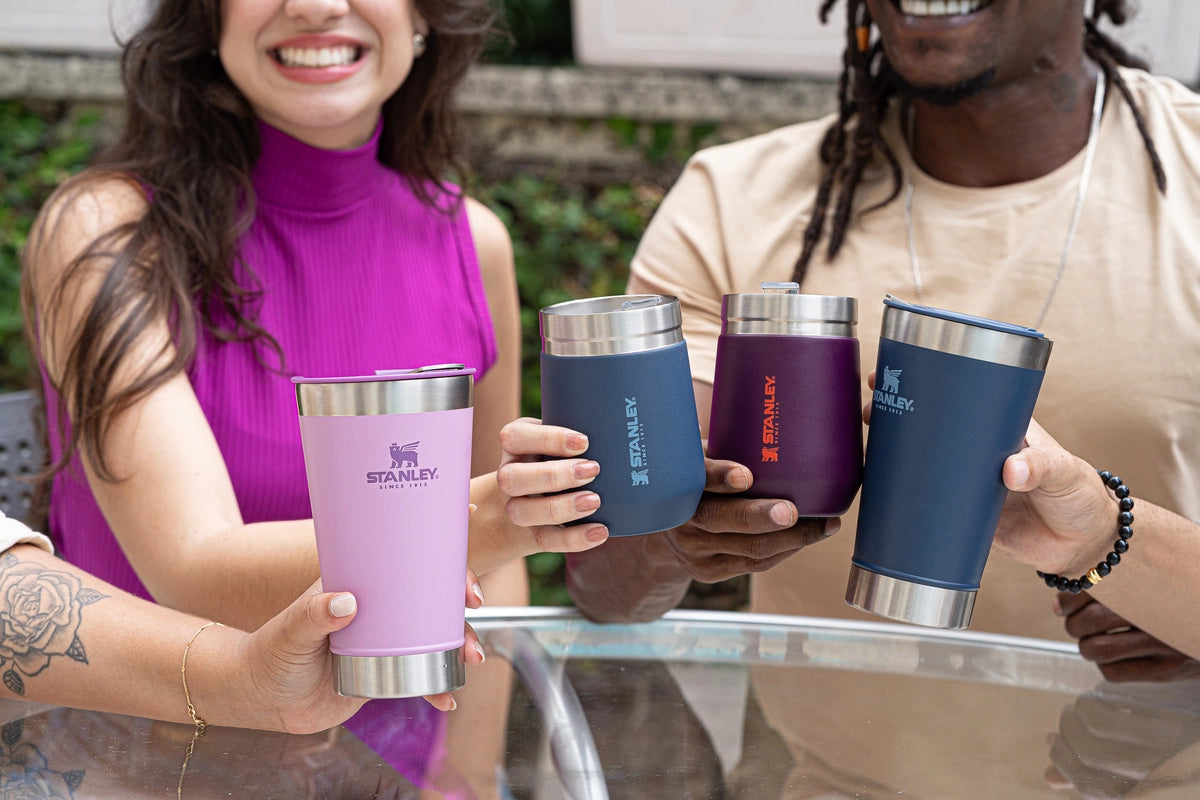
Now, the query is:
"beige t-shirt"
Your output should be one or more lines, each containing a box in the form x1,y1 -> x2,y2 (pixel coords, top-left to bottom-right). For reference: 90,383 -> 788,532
632,67 -> 1200,643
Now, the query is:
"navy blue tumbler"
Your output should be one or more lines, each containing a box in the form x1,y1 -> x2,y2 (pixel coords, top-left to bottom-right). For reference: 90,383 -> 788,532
846,296 -> 1053,629
540,295 -> 706,537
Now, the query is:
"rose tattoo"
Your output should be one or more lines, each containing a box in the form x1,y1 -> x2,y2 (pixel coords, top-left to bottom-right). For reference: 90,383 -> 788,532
0,554 -> 106,696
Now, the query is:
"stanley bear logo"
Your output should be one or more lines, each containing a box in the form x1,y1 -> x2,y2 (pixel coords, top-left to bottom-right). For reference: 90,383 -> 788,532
762,446 -> 779,463
390,442 -> 419,468
881,367 -> 902,394
630,469 -> 649,486
874,366 -> 915,415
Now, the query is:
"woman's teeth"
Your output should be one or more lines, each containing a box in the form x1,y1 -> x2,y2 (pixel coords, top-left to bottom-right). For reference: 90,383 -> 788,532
899,0 -> 991,15
274,45 -> 361,68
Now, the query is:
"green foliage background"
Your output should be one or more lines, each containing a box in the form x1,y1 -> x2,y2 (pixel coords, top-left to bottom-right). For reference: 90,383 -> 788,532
485,0 -> 575,65
0,102 -> 100,391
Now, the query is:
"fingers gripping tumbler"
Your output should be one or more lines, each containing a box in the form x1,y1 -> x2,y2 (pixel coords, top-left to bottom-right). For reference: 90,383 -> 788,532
846,297 -> 1053,629
539,295 -> 707,537
707,282 -> 862,517
294,365 -> 474,698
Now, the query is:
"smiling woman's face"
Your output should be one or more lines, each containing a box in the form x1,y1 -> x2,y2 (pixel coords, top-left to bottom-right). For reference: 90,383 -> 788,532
218,0 -> 428,149
865,0 -> 1082,99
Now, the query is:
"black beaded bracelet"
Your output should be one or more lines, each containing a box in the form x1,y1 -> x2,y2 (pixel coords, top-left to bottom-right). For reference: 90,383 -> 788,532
1037,470 -> 1134,594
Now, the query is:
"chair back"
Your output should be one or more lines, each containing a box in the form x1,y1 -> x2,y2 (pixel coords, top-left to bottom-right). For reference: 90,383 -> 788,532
0,391 -> 44,524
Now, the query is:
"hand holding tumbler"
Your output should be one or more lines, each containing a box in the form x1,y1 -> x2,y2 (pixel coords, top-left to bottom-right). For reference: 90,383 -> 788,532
294,365 -> 474,698
846,296 -> 1053,629
707,282 -> 862,517
539,295 -> 706,537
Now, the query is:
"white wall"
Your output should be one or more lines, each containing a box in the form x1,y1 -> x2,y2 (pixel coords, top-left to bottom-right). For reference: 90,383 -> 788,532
1108,1 -> 1200,85
0,0 -> 1195,84
0,0 -> 149,52
572,0 -> 1200,84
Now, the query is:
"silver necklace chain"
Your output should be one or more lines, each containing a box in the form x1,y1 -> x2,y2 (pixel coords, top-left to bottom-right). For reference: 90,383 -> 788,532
903,69 -> 1106,329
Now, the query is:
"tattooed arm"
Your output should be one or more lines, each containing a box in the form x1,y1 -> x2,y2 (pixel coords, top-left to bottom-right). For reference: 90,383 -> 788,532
0,543 -> 375,733
0,543 -> 488,732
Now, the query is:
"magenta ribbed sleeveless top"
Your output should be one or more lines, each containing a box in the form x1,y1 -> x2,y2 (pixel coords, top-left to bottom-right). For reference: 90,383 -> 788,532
45,119 -> 498,598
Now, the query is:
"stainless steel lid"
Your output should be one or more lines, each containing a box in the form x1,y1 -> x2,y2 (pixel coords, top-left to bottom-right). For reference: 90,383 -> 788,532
880,295 -> 1053,371
294,365 -> 475,416
334,647 -> 466,699
540,295 -> 683,356
721,282 -> 857,337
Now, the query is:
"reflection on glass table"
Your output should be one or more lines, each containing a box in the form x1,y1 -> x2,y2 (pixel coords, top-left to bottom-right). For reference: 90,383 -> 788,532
1,608 -> 1199,799
482,609 -> 1200,800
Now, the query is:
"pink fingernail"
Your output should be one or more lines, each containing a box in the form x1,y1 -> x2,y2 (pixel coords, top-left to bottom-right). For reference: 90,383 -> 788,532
330,593 -> 357,618
574,461 -> 600,480
574,492 -> 601,512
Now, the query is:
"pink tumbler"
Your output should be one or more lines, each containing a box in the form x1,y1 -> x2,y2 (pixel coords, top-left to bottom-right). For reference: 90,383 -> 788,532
294,365 -> 474,698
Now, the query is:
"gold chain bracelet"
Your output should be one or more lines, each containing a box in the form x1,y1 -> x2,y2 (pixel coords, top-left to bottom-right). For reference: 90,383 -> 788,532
181,620 -> 224,730
178,620 -> 224,800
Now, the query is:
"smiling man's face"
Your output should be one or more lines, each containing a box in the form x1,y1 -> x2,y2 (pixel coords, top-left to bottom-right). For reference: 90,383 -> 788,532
864,0 -> 1083,102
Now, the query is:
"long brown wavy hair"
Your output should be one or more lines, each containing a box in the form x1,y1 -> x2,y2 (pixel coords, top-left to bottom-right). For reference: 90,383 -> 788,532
794,0 -> 1167,283
21,0 -> 497,492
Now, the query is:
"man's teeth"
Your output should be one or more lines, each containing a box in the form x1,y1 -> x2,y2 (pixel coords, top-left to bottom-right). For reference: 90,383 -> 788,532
899,0 -> 989,15
275,45 -> 360,68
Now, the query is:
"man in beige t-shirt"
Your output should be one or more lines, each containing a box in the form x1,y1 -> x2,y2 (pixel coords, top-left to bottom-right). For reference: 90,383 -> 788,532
620,60 -> 1200,644
552,2 -> 1200,795
567,0 -> 1200,658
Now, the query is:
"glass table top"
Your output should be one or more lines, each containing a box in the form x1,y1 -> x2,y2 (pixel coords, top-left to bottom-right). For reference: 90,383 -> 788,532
3,608 -> 1198,799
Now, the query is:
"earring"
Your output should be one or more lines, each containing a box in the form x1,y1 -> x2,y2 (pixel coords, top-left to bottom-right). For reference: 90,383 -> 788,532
413,32 -> 427,58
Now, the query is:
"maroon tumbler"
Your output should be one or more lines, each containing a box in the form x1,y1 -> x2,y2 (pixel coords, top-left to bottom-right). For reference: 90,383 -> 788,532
707,283 -> 862,517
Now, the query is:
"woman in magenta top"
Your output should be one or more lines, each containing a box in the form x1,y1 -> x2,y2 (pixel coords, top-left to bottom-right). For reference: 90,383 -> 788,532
41,117 -> 504,605
22,0 -> 607,788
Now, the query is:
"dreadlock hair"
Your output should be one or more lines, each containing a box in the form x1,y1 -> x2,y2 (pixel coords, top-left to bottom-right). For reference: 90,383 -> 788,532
793,0 -> 1168,285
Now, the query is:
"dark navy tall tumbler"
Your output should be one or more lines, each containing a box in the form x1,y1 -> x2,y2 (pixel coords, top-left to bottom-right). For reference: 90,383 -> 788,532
540,295 -> 706,537
846,296 -> 1053,629
707,283 -> 862,517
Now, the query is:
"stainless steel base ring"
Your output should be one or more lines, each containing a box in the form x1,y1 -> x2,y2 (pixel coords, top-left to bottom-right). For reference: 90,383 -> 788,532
845,564 -> 976,630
